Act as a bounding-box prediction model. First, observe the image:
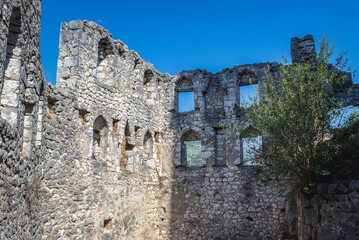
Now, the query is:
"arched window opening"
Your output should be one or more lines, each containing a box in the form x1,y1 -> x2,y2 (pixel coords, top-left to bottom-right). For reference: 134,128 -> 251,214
144,70 -> 155,105
96,38 -> 115,85
93,116 -> 109,157
0,7 -> 22,126
237,69 -> 259,108
241,126 -> 262,165
175,76 -> 194,112
143,131 -> 154,165
181,130 -> 202,167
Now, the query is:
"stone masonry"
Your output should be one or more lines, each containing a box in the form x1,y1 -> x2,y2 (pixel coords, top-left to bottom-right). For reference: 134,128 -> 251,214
0,0 -> 44,239
0,2 -> 359,240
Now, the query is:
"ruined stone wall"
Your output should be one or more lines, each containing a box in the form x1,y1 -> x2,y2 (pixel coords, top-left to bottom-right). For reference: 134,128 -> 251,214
161,63 -> 296,239
168,64 -> 273,168
40,20 -> 359,239
167,167 -> 292,239
40,21 -> 173,239
0,0 -> 44,239
1,1 -> 358,238
301,180 -> 359,240
37,19 -> 296,240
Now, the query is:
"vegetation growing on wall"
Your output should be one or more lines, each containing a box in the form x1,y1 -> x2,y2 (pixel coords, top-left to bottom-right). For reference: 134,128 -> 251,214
235,36 -> 355,239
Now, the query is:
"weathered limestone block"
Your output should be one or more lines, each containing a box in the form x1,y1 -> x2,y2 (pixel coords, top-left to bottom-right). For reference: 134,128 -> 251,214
69,20 -> 83,30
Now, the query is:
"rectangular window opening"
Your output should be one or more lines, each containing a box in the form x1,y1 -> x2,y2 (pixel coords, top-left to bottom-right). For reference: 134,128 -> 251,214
240,84 -> 258,108
179,92 -> 194,112
184,140 -> 202,167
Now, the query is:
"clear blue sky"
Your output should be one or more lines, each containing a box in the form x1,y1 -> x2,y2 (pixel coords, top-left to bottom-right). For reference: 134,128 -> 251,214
40,0 -> 359,85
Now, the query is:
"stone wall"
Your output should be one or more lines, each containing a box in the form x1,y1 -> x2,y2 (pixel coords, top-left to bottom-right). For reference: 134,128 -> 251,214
1,1 -> 359,239
40,21 -> 359,239
0,118 -> 42,240
36,20 -> 294,239
168,167 -> 292,239
0,0 -> 44,239
40,21 -> 172,239
301,180 -> 359,240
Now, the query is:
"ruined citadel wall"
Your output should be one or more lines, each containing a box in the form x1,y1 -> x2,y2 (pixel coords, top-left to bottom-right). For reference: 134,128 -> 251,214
0,1 -> 358,238
38,20 -> 295,239
0,0 -> 44,239
40,21 -> 172,239
166,64 -> 295,239
40,21 -> 359,239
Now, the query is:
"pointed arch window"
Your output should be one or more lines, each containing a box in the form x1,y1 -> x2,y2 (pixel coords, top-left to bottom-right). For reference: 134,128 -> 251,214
93,116 -> 109,157
143,130 -> 154,165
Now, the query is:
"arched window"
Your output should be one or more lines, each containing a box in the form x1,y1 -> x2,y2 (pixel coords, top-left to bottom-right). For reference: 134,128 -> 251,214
181,130 -> 202,167
241,126 -> 262,165
96,38 -> 115,85
0,7 -> 22,126
93,116 -> 109,157
143,130 -> 154,165
175,76 -> 194,112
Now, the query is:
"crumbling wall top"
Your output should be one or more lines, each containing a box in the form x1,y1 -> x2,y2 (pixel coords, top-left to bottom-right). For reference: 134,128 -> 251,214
291,34 -> 315,64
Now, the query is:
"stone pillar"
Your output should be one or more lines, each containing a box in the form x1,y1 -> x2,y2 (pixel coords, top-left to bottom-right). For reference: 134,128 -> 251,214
290,34 -> 315,64
56,20 -> 84,92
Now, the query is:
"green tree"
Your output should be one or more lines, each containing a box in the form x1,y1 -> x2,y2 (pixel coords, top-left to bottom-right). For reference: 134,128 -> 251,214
237,37 -> 354,239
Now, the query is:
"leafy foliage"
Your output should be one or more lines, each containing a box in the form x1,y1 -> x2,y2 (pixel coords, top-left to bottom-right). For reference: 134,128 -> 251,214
316,111 -> 359,181
238,36 -> 354,191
